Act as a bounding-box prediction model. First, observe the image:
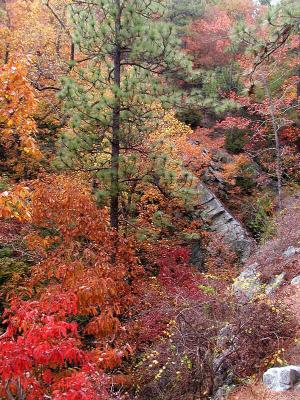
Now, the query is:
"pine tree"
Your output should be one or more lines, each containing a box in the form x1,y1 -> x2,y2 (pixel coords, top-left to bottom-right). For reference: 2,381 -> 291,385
58,0 -> 192,230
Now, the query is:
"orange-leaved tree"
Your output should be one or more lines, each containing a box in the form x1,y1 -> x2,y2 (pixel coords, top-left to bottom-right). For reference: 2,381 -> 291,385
0,60 -> 41,178
0,175 -> 145,399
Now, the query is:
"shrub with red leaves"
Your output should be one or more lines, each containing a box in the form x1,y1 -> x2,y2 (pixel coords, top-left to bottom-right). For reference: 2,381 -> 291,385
0,176 -> 143,400
156,246 -> 207,300
0,288 -> 111,400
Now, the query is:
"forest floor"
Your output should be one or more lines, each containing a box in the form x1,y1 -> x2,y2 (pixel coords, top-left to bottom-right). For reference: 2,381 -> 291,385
229,190 -> 300,400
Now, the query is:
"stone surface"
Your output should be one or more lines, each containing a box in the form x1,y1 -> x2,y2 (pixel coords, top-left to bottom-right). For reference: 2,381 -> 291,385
213,384 -> 235,400
213,348 -> 235,397
189,241 -> 205,271
283,246 -> 300,258
265,272 -> 286,295
213,324 -> 237,397
263,366 -> 300,391
217,324 -> 233,349
233,263 -> 262,302
291,275 -> 300,285
233,264 -> 285,302
197,182 -> 255,261
294,383 -> 300,392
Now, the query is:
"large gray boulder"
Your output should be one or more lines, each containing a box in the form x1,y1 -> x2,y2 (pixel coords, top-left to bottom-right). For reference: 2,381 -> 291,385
263,366 -> 300,391
197,182 -> 255,261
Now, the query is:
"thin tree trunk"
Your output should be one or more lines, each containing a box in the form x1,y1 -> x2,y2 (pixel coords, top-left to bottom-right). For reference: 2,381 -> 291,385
264,78 -> 282,210
4,43 -> 9,64
110,0 -> 121,230
297,44 -> 300,98
297,65 -> 300,99
70,42 -> 75,63
1,0 -> 10,64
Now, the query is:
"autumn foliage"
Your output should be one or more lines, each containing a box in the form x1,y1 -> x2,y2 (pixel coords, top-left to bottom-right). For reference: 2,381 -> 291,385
0,0 -> 299,399
185,0 -> 255,68
0,176 -> 143,399
0,60 -> 41,177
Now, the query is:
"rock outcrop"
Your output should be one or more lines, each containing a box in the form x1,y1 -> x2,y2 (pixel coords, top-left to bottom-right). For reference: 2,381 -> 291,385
212,324 -> 236,400
263,366 -> 300,391
196,182 -> 255,261
265,272 -> 285,295
283,246 -> 300,258
232,263 -> 261,302
233,262 -> 285,303
291,275 -> 300,285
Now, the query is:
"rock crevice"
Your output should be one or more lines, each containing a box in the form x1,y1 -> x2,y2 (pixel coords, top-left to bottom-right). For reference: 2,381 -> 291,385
197,182 -> 255,261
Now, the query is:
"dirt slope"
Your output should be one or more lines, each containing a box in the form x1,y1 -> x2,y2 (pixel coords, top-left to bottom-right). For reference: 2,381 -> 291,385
229,192 -> 300,400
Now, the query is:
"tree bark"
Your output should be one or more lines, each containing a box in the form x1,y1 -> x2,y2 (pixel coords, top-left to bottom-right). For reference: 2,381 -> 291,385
1,0 -> 10,64
297,65 -> 300,99
264,78 -> 282,210
110,0 -> 121,230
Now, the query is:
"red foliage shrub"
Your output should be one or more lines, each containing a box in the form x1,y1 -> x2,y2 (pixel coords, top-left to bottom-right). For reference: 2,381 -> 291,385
0,290 -> 104,400
0,175 -> 144,399
156,246 -> 208,300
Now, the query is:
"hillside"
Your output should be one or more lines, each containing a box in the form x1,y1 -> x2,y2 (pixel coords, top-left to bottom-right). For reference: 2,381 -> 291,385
0,0 -> 299,399
229,192 -> 300,399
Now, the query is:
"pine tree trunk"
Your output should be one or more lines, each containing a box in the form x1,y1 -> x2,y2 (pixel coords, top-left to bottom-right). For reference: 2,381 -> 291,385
110,0 -> 121,230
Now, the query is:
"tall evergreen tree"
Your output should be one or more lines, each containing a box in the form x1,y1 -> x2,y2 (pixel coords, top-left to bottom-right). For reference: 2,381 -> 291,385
58,0 -> 192,230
